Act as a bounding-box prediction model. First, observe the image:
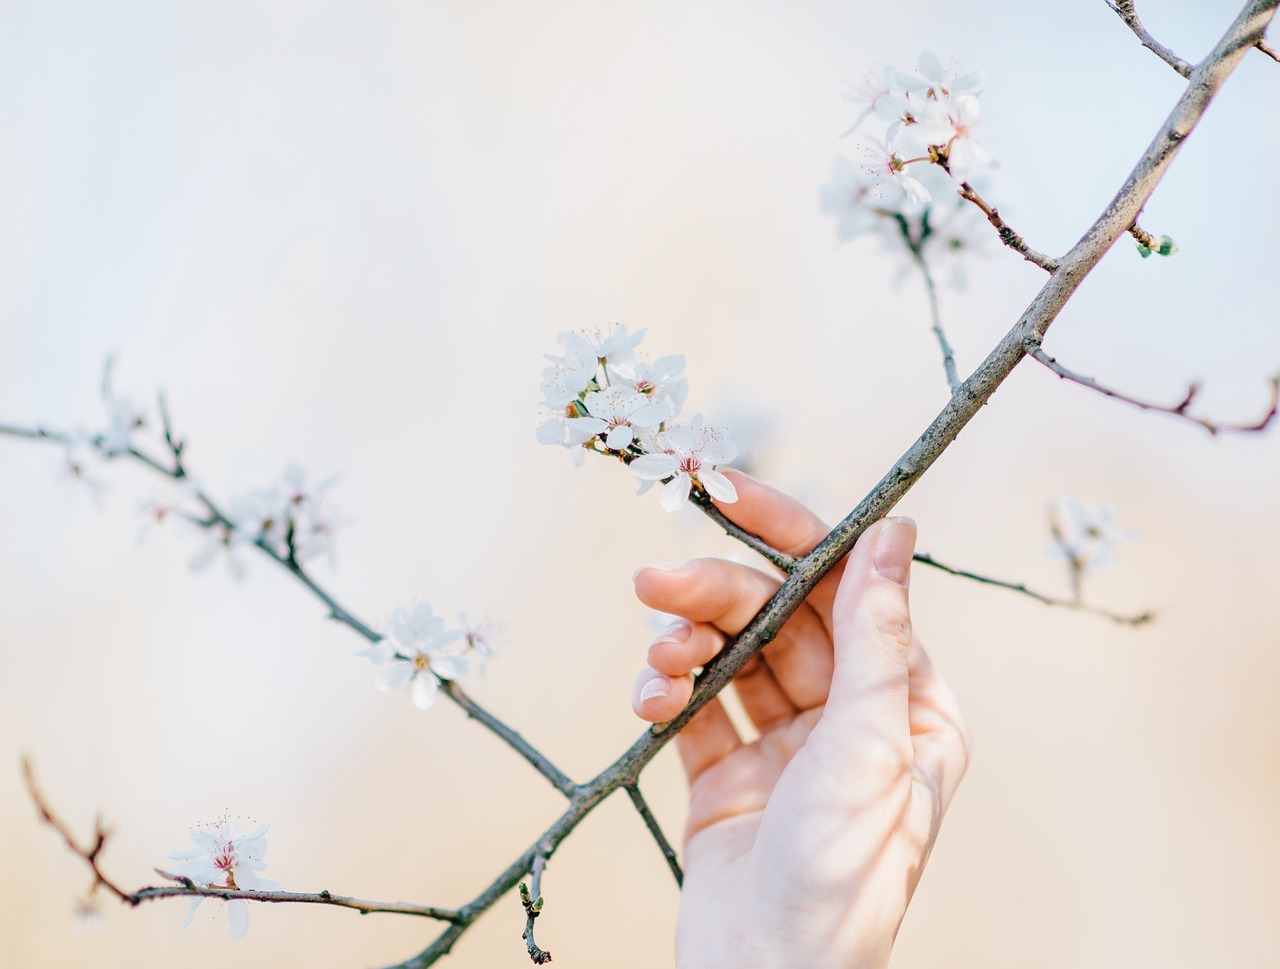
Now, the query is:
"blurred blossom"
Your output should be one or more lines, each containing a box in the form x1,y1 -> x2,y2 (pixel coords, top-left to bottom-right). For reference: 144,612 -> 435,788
1047,494 -> 1139,571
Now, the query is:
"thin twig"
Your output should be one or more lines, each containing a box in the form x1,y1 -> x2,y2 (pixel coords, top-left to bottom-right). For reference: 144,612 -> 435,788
887,210 -> 962,391
24,757 -> 460,920
1026,341 -> 1280,435
1105,0 -> 1194,77
1259,36 -> 1280,60
22,756 -> 133,903
520,854 -> 553,964
908,243 -> 961,391
625,784 -> 683,886
688,490 -> 797,572
912,553 -> 1153,626
140,876 -> 461,921
957,182 -> 1059,272
440,681 -> 576,797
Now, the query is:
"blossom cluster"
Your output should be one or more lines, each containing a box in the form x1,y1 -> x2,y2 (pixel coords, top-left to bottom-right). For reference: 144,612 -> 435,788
536,325 -> 738,512
821,53 -> 997,283
359,602 -> 494,710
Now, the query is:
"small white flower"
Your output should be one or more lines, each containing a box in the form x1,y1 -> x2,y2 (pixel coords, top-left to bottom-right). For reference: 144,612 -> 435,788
369,603 -> 470,710
1047,494 -> 1138,570
565,387 -> 671,451
630,416 -> 739,512
861,138 -> 931,206
540,332 -> 598,407
820,156 -> 880,241
940,93 -> 994,178
896,52 -> 984,101
225,491 -> 289,554
607,355 -> 689,420
168,818 -> 281,940
189,521 -> 248,582
97,392 -> 146,456
54,443 -> 109,508
573,323 -> 646,365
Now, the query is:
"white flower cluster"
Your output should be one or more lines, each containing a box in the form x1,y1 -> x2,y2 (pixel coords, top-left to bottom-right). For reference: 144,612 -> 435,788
187,465 -> 344,579
537,325 -> 738,513
359,602 -> 494,710
168,818 -> 281,939
821,53 -> 997,282
1047,494 -> 1138,571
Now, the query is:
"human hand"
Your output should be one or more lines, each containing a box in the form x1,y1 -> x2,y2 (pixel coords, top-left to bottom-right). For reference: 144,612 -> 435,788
631,473 -> 968,969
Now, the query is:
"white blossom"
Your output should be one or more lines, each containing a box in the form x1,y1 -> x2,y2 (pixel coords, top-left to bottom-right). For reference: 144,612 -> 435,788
820,156 -> 880,240
1048,494 -> 1138,570
189,521 -> 248,582
168,818 -> 281,940
861,137 -> 931,206
366,603 -> 470,710
630,416 -> 739,512
565,387 -> 671,451
97,391 -> 146,456
607,354 -> 688,419
54,443 -> 109,508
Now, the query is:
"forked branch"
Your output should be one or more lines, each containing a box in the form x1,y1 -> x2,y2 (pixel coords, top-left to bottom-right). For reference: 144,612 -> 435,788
1026,341 -> 1280,435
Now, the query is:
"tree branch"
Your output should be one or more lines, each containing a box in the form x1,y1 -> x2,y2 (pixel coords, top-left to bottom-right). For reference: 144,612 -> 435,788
625,784 -> 683,886
11,4 -> 1278,965
0,424 -> 576,799
520,854 -> 553,964
911,553 -> 1153,626
1105,0 -> 1194,77
1026,342 -> 1280,435
956,181 -> 1059,272
687,490 -> 797,572
24,757 -> 460,921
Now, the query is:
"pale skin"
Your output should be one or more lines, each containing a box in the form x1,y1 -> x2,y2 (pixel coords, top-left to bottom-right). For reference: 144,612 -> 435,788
631,472 -> 968,969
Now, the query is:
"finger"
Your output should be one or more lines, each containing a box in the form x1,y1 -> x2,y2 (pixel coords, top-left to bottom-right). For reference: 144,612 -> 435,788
636,560 -> 834,710
647,619 -> 723,677
907,638 -> 968,810
675,697 -> 743,785
714,471 -> 831,557
810,517 -> 918,781
713,471 -> 844,625
731,654 -> 798,732
632,666 -> 695,723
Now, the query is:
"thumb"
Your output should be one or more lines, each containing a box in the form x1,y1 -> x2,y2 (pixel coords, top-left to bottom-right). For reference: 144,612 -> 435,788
812,517 -> 917,776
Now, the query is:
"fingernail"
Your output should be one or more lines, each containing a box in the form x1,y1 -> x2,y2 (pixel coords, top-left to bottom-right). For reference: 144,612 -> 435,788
632,561 -> 686,581
639,678 -> 671,702
652,619 -> 691,646
874,518 -> 916,587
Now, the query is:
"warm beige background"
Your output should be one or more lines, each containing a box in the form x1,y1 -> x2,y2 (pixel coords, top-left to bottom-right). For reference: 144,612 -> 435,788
2,2 -> 1278,967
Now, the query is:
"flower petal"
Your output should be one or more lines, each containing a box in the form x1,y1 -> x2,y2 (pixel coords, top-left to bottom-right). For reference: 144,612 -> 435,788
698,469 -> 738,503
411,675 -> 439,710
630,454 -> 679,481
180,897 -> 203,930
227,899 -> 249,940
658,474 -> 693,513
375,662 -> 413,691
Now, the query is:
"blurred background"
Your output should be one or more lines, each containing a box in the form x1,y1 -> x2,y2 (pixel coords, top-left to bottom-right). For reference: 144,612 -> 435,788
2,1 -> 1277,966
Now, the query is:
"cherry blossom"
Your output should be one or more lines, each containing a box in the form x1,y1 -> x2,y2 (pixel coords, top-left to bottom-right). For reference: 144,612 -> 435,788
630,416 -> 739,512
607,354 -> 689,419
566,386 -> 671,451
861,137 -> 931,206
168,818 -> 281,939
365,602 -> 470,710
